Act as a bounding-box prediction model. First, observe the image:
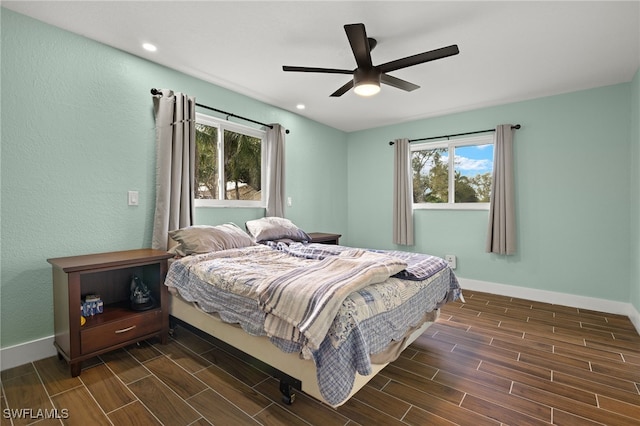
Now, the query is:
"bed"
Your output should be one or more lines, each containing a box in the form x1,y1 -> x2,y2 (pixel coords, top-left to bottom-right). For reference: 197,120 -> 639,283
164,218 -> 462,407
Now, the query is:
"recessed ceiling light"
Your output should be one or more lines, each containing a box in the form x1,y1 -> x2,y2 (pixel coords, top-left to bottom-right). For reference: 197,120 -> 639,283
296,104 -> 306,110
142,43 -> 157,52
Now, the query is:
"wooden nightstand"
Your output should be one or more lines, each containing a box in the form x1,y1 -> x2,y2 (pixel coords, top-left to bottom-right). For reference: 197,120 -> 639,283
47,249 -> 174,376
307,232 -> 341,245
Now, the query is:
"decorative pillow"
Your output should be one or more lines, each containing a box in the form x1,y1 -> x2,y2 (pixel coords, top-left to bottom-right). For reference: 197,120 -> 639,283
245,217 -> 311,243
168,223 -> 255,256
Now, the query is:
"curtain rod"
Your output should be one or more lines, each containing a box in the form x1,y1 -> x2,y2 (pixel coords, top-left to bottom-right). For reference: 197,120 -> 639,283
388,124 -> 520,145
150,88 -> 289,134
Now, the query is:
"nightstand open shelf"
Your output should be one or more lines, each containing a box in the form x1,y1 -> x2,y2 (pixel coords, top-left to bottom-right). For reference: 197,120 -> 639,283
47,249 -> 173,376
80,301 -> 156,328
307,232 -> 342,245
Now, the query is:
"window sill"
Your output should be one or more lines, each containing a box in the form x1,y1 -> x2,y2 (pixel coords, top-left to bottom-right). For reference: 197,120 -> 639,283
195,200 -> 265,208
413,203 -> 489,211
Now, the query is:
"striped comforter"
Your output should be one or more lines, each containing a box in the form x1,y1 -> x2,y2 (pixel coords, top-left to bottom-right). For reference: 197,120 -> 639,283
257,249 -> 408,350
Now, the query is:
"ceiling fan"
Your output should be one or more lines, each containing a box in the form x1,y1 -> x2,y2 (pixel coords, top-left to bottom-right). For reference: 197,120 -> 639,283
282,23 -> 460,97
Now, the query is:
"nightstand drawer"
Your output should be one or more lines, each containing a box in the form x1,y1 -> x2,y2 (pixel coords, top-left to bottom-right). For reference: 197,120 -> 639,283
81,309 -> 161,354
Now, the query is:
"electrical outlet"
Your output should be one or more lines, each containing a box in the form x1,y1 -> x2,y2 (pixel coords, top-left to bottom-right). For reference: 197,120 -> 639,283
445,254 -> 457,269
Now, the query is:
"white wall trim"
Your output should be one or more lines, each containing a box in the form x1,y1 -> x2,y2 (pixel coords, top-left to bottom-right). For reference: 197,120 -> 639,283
0,335 -> 57,372
2,279 -> 639,371
459,277 -> 640,334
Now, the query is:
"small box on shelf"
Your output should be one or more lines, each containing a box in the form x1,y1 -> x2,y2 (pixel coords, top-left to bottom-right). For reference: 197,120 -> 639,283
82,294 -> 103,317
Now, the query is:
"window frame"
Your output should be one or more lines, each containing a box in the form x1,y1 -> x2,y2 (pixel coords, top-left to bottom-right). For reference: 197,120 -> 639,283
411,134 -> 494,211
194,112 -> 267,208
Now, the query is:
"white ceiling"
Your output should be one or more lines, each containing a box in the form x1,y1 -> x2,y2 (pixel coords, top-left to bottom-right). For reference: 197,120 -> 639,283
4,1 -> 639,132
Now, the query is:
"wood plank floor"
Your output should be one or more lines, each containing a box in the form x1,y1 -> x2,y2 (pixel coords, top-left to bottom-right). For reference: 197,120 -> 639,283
2,290 -> 639,425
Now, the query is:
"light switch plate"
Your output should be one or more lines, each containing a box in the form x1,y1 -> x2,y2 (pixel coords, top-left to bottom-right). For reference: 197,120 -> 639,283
128,191 -> 139,206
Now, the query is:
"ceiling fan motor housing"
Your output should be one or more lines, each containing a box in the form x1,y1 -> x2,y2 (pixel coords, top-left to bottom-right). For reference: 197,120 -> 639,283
354,67 -> 380,86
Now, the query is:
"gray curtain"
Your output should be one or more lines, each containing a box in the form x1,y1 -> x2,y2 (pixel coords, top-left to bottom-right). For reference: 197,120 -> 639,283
265,124 -> 286,217
151,89 -> 196,251
486,124 -> 516,254
393,138 -> 414,245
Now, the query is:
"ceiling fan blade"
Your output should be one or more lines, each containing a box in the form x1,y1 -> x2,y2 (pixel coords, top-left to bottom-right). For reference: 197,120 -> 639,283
330,80 -> 354,97
378,45 -> 459,73
380,74 -> 420,92
283,65 -> 353,75
344,23 -> 373,69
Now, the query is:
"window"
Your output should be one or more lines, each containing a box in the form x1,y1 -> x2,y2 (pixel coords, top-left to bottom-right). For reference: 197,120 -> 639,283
411,135 -> 494,210
195,113 -> 266,207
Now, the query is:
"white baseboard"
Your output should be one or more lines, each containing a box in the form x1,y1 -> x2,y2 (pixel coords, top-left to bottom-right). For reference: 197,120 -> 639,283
459,277 -> 640,334
2,279 -> 639,372
0,336 -> 57,372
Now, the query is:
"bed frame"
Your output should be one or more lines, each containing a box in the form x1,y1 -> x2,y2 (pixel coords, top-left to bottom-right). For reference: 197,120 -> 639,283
169,294 -> 437,407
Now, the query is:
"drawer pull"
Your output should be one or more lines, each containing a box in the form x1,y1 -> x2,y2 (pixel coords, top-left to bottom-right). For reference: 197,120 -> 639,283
114,325 -> 136,334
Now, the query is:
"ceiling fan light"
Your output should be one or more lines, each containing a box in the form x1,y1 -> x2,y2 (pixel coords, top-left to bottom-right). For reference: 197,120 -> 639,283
354,82 -> 380,97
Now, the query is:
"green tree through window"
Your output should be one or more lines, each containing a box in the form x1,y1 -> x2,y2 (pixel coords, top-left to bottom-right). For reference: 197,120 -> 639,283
195,123 -> 218,199
223,130 -> 261,200
194,113 -> 265,206
412,148 -> 448,203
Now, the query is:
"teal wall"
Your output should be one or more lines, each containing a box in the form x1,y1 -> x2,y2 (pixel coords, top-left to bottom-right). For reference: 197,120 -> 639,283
1,8 -> 638,352
631,69 -> 640,313
347,84 -> 633,303
0,9 -> 347,348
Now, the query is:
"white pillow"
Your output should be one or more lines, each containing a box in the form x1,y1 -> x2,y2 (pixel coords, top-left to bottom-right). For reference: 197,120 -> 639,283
245,217 -> 310,243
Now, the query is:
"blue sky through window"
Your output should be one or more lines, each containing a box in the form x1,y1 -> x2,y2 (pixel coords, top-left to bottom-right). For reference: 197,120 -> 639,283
454,144 -> 493,176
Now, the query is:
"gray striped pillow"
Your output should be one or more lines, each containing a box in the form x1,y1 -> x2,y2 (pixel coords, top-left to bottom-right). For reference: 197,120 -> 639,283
169,223 -> 255,256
